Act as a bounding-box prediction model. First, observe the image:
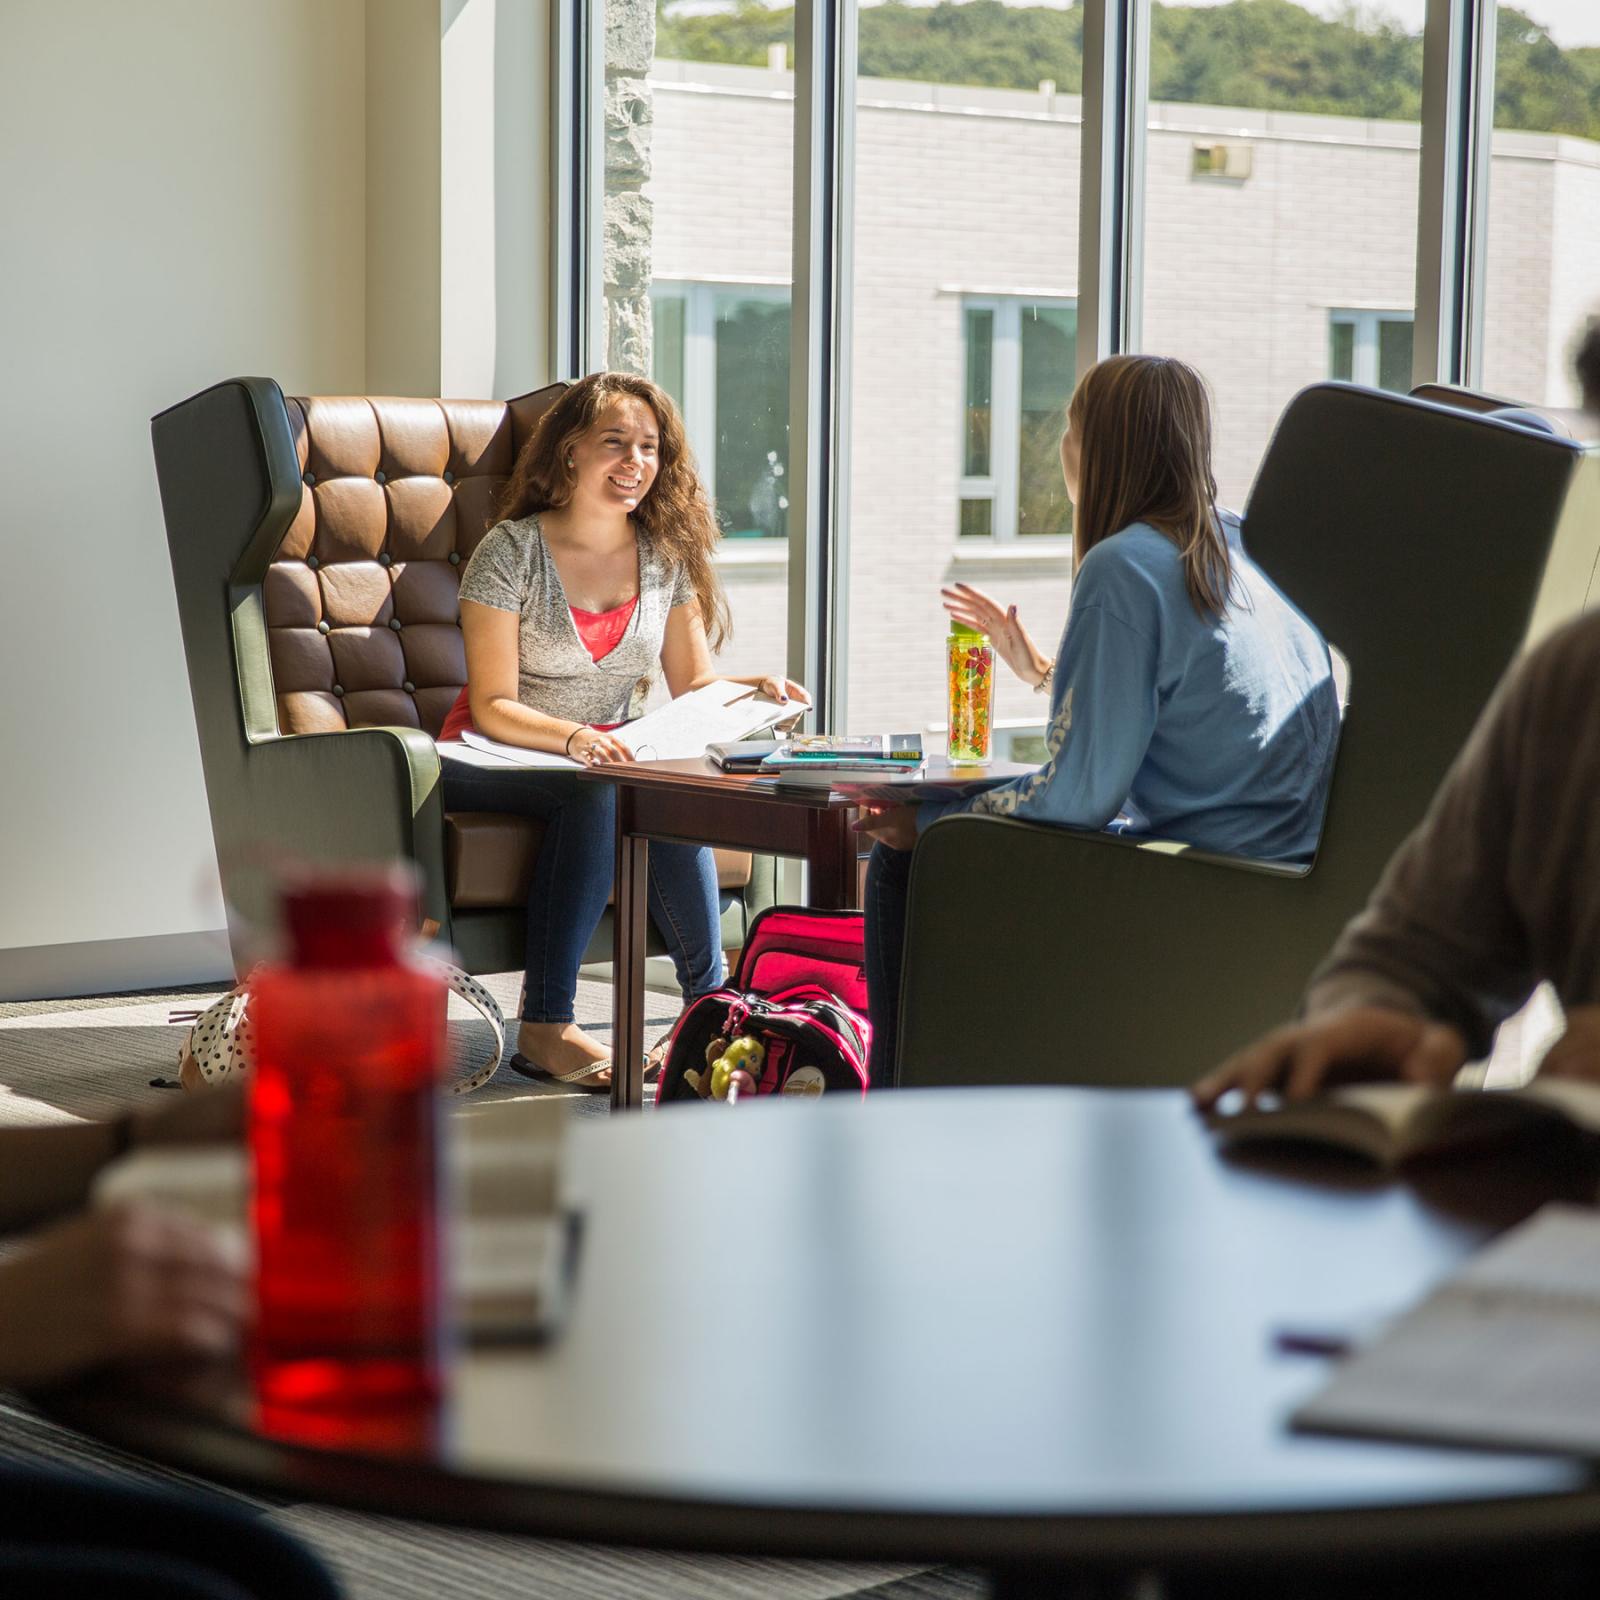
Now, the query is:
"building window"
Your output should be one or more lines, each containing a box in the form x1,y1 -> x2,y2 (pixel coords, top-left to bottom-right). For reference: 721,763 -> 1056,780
959,299 -> 1077,539
649,282 -> 790,540
1329,311 -> 1416,394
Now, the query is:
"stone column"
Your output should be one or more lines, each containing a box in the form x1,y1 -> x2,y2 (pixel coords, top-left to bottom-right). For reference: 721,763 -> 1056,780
604,0 -> 655,376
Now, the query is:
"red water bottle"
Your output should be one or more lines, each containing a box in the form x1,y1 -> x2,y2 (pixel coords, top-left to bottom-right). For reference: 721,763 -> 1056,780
248,868 -> 446,1432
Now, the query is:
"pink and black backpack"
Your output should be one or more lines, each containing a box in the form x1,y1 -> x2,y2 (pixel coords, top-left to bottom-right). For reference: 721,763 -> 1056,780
656,907 -> 871,1105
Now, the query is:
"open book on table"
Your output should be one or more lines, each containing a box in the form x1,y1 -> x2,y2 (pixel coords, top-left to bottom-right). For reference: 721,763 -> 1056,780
1205,1078 -> 1600,1170
1293,1203 -> 1600,1458
439,680 -> 799,769
93,1098 -> 578,1343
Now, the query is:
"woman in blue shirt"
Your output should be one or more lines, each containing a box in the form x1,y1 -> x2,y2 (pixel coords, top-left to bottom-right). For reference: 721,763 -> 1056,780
858,354 -> 1340,1087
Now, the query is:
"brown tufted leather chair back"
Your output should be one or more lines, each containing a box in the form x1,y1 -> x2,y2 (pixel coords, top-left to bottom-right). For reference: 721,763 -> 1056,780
264,389 -> 565,737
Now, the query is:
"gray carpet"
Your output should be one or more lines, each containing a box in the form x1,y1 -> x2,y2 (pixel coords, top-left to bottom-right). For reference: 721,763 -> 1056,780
0,977 -> 984,1599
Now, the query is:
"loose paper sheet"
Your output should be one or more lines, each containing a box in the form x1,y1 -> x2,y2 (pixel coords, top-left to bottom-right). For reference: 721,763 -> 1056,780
440,681 -> 795,769
1293,1204 -> 1600,1456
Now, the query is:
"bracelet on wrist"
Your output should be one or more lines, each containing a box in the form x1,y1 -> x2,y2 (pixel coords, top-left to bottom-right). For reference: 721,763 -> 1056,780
1033,659 -> 1057,695
564,726 -> 584,757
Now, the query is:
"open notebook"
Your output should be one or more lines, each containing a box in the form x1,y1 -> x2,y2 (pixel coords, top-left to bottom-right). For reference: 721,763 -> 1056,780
1293,1204 -> 1600,1458
1205,1079 -> 1600,1170
441,680 -> 800,769
93,1098 -> 578,1343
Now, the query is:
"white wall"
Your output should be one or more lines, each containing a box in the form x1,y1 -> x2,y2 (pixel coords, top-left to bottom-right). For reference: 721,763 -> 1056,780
0,0 -> 557,1000
0,0 -> 367,996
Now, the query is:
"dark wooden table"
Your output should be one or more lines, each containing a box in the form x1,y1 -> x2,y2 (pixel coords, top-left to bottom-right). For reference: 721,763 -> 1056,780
581,755 -> 1036,1111
45,1091 -> 1600,1595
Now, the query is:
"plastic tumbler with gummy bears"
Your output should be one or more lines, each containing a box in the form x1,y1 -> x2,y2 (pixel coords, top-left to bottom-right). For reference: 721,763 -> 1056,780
946,618 -> 995,764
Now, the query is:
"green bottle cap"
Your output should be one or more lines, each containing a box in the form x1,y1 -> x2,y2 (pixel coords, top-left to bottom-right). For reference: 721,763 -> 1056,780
949,617 -> 988,642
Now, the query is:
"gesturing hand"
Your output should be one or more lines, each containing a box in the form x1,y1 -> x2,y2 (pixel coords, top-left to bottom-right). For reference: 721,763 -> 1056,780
1190,1006 -> 1470,1112
941,583 -> 1050,687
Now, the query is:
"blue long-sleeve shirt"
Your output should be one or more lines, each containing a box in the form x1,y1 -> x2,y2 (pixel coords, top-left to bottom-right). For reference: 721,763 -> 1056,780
920,515 -> 1340,864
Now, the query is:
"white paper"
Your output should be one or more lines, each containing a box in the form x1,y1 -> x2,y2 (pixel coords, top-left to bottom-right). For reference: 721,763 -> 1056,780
620,680 -> 793,762
448,733 -> 579,769
1294,1205 -> 1600,1456
443,682 -> 795,769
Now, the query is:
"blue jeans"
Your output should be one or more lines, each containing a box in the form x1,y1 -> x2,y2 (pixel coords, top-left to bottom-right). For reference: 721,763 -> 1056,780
863,840 -> 913,1089
442,764 -> 725,1023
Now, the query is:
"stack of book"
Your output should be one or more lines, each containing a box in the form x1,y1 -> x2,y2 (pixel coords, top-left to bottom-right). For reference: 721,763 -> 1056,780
708,733 -> 925,784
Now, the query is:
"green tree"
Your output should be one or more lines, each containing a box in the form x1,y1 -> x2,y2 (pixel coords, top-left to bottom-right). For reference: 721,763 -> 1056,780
654,1 -> 1600,141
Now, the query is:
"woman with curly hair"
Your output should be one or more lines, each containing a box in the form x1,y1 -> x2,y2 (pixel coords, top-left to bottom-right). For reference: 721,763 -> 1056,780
439,373 -> 807,1091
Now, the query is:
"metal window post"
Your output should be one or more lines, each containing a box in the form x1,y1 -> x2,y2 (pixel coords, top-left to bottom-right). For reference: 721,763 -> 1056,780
550,0 -> 605,380
1414,0 -> 1497,389
1077,0 -> 1150,380
789,0 -> 856,733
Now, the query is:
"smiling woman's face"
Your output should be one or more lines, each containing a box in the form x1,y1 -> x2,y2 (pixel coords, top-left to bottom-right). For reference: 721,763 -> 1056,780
568,396 -> 660,516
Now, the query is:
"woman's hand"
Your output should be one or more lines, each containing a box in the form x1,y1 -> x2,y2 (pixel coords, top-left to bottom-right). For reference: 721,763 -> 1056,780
0,1203 -> 247,1388
941,583 -> 1051,688
853,805 -> 919,852
567,726 -> 635,765
748,675 -> 811,709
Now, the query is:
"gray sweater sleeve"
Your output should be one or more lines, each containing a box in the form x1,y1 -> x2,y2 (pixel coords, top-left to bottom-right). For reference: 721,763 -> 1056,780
1303,630 -> 1565,1057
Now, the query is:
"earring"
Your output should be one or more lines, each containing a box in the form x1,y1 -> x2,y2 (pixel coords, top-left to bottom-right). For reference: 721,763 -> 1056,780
565,455 -> 574,468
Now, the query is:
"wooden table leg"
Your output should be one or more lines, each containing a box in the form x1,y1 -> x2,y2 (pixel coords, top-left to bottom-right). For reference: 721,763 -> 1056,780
805,807 -> 859,910
610,788 -> 650,1112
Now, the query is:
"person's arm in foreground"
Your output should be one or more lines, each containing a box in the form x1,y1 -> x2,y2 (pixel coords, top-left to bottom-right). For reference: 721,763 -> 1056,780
1194,641 -> 1551,1110
0,1088 -> 247,1387
0,1087 -> 243,1234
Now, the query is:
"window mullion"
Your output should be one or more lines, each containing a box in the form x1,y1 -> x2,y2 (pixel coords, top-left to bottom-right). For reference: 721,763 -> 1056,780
994,302 -> 1023,540
549,0 -> 601,378
789,0 -> 857,733
1415,0 -> 1496,389
1076,0 -> 1150,377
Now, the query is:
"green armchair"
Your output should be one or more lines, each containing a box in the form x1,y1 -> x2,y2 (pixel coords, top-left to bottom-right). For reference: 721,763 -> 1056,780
897,382 -> 1600,1089
152,376 -> 773,976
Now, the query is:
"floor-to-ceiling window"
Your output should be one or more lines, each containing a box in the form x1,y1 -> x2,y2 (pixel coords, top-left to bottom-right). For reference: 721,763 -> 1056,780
841,2 -> 1083,744
603,6 -> 795,685
1137,0 -> 1426,509
583,0 -> 1590,734
1480,1 -> 1600,407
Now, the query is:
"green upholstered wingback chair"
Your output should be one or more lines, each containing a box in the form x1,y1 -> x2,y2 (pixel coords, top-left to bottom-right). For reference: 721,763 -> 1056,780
152,376 -> 773,975
896,382 -> 1600,1090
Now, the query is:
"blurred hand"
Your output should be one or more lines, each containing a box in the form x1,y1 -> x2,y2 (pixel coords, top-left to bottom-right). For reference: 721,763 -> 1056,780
131,1082 -> 245,1149
852,805 -> 918,853
941,583 -> 1050,687
1191,1006 -> 1470,1112
1535,1006 -> 1600,1083
569,726 -> 635,765
0,1203 -> 247,1388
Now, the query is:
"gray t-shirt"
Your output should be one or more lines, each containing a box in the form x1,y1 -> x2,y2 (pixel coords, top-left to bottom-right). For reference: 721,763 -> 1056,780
458,514 -> 693,725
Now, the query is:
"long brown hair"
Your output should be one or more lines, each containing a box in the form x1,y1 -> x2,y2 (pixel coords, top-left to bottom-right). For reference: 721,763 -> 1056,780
1067,354 -> 1233,618
496,372 -> 731,648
